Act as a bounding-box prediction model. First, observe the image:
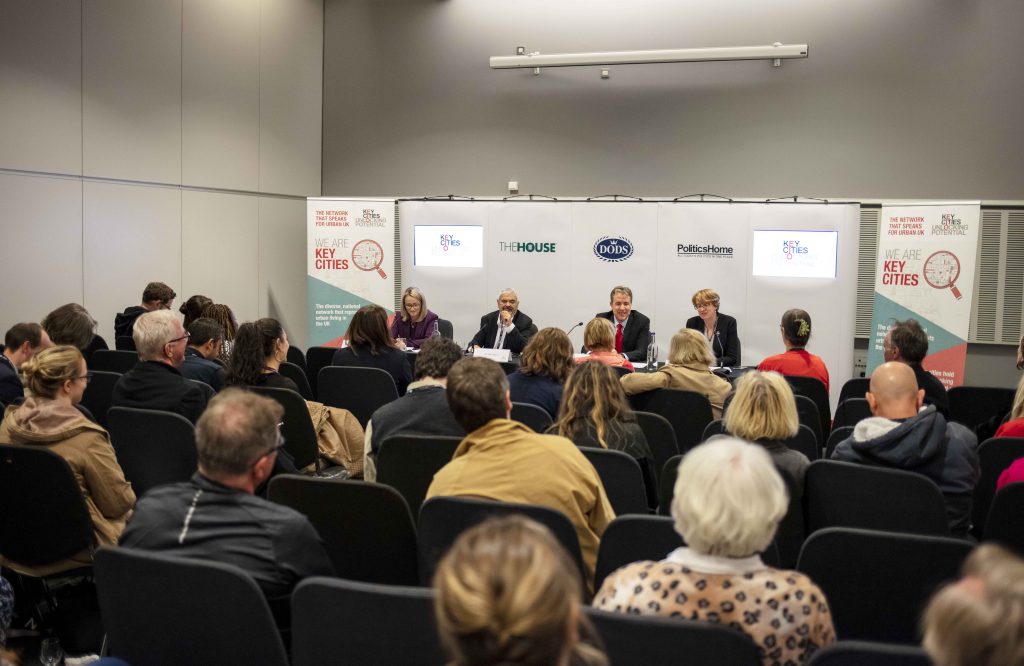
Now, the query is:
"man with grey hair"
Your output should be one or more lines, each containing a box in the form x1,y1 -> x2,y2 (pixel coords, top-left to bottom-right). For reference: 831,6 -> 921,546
111,309 -> 209,423
120,389 -> 333,602
468,288 -> 535,353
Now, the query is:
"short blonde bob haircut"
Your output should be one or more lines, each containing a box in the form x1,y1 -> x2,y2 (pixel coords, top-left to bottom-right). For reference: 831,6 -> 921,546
691,288 -> 720,309
667,328 -> 714,367
723,371 -> 800,442
133,310 -> 180,361
583,317 -> 615,351
672,437 -> 788,558
400,286 -> 427,323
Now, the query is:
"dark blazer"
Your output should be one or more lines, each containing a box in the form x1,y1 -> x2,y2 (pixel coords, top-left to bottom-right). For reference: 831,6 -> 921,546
685,312 -> 741,367
0,355 -> 24,406
111,360 -> 210,424
596,310 -> 652,363
911,362 -> 950,417
469,310 -> 535,354
180,347 -> 225,392
331,344 -> 413,395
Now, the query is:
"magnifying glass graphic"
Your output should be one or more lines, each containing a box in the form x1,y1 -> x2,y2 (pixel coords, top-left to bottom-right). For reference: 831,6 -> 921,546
922,250 -> 962,299
352,239 -> 387,279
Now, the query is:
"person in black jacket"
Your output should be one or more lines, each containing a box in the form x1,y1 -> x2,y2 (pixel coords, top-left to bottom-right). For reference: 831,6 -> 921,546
223,318 -> 299,394
332,304 -> 413,395
685,288 -> 741,367
595,286 -> 651,364
0,323 -> 52,406
882,318 -> 950,417
114,281 -> 176,340
469,288 -> 535,354
180,317 -> 225,392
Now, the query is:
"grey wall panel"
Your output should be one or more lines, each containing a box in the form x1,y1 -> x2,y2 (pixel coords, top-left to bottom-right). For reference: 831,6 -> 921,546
181,191 -> 260,326
0,174 -> 83,328
259,197 -> 309,350
259,0 -> 322,196
0,1 -> 82,175
83,0 -> 182,184
182,0 -> 260,191
83,182 -> 182,345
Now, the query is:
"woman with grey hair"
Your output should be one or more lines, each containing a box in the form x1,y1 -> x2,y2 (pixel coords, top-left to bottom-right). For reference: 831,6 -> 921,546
593,437 -> 835,665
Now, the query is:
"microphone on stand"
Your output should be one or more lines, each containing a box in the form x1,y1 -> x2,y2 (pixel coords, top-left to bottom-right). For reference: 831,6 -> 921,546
715,330 -> 723,365
566,321 -> 585,336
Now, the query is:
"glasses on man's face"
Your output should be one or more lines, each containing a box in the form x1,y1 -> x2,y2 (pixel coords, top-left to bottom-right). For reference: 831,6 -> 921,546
167,331 -> 191,345
253,423 -> 287,466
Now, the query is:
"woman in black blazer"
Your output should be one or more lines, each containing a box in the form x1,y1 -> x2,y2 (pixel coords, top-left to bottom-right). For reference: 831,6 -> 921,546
685,288 -> 741,367
331,304 -> 413,395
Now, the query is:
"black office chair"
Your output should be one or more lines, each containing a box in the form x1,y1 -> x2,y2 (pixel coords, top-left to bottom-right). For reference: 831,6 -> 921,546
634,411 -> 678,482
304,345 -> 338,400
786,375 -> 831,444
837,377 -> 870,407
804,460 -> 949,536
94,548 -> 289,666
499,361 -> 518,375
286,345 -> 307,374
797,527 -> 972,643
806,640 -> 931,665
612,365 -> 632,377
971,436 -> 1024,538
376,434 -> 461,514
89,349 -> 139,374
785,424 -> 820,461
510,401 -> 553,432
584,608 -> 760,666
278,361 -> 313,400
114,335 -> 137,351
291,577 -> 444,666
417,496 -> 585,585
318,365 -> 399,427
832,398 -> 872,431
824,425 -> 854,459
657,454 -> 684,516
629,389 -> 713,454
79,370 -> 121,428
948,385 -> 1015,430
701,419 -> 726,441
107,407 -> 198,497
983,481 -> 1024,556
268,476 -> 419,585
579,448 -> 649,516
436,318 -> 454,340
594,515 -> 682,591
794,394 -> 823,445
249,386 -> 320,471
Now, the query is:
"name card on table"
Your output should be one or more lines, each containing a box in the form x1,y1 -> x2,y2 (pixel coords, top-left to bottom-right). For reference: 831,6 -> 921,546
473,347 -> 511,362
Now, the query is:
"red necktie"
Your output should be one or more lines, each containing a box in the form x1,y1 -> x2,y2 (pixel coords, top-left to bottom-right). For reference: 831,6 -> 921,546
615,323 -> 623,354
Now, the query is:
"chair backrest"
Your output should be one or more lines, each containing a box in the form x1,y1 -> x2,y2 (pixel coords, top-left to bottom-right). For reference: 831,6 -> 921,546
0,444 -> 96,566
594,515 -> 682,591
629,389 -> 713,454
286,345 -> 307,373
584,608 -> 760,666
804,460 -> 949,536
89,349 -> 140,374
948,385 -> 1015,430
793,394 -> 823,445
510,401 -> 553,432
417,496 -> 585,585
797,527 -> 972,644
972,437 -> 1024,538
806,640 -> 931,666
277,361 -> 313,400
114,335 -> 137,351
784,423 -> 820,461
498,361 -> 518,375
436,318 -> 454,340
376,434 -> 462,514
832,398 -> 872,431
983,481 -> 1024,556
579,448 -> 649,516
634,411 -> 679,480
701,419 -> 725,441
837,377 -> 871,407
657,454 -> 684,516
248,386 -> 319,470
824,426 -> 854,459
268,476 -> 419,585
291,577 -> 443,666
107,407 -> 197,497
318,365 -> 398,427
304,346 -> 338,400
79,370 -> 122,429
786,375 -> 831,442
94,548 -> 289,666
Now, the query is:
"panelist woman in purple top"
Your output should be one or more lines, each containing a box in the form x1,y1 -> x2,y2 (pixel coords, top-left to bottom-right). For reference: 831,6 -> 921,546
390,287 -> 440,350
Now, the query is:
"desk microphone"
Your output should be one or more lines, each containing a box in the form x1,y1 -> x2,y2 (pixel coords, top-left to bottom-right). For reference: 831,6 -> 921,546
715,330 -> 723,365
566,321 -> 584,336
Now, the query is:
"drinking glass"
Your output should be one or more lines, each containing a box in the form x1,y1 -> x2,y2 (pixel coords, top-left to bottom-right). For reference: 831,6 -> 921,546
40,637 -> 63,666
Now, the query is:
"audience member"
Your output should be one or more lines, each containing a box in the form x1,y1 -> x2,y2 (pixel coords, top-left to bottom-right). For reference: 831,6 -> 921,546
0,346 -> 134,575
997,458 -> 1024,491
757,308 -> 830,393
578,318 -> 634,371
507,327 -> 574,418
620,328 -> 732,418
363,336 -> 465,481
224,319 -> 298,393
179,317 -> 225,392
391,286 -> 440,350
0,323 -> 52,405
922,544 -> 1024,666
469,288 -> 534,354
994,373 -> 1024,438
200,303 -> 238,364
41,303 -> 100,352
111,310 -> 209,424
883,319 -> 949,416
426,358 -> 614,590
685,288 -> 741,367
594,286 -> 650,363
594,437 -> 835,664
179,294 -> 213,329
0,576 -> 10,647
433,516 -> 608,666
831,361 -> 979,537
120,389 -> 334,602
332,305 -> 413,395
723,370 -> 810,488
114,281 -> 176,339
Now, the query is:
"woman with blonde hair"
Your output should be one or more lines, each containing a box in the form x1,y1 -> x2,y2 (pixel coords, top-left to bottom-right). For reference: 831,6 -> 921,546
620,328 -> 732,418
390,286 -> 440,350
993,372 -> 1024,439
0,346 -> 135,575
507,328 -> 575,417
201,303 -> 239,364
578,318 -> 634,371
723,370 -> 809,487
757,308 -> 830,393
434,515 -> 607,666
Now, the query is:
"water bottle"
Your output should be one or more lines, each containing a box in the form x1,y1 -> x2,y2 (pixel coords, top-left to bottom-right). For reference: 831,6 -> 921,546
646,331 -> 658,369
432,319 -> 440,337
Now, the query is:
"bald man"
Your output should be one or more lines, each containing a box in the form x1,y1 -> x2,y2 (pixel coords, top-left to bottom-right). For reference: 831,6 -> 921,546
831,362 -> 979,537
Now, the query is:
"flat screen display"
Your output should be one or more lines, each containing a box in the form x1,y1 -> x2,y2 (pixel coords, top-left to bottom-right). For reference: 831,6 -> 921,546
751,230 -> 838,278
413,225 -> 484,268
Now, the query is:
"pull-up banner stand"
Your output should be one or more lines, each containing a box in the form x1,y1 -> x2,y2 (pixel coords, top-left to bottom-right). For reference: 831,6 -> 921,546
867,201 -> 981,388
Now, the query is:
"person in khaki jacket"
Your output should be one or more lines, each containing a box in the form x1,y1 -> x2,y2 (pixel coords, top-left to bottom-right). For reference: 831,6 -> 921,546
0,345 -> 135,575
620,328 -> 732,418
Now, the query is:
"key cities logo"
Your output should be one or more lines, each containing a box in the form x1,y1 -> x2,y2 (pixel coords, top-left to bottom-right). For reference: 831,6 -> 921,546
498,241 -> 557,253
932,213 -> 968,237
677,243 -> 734,258
594,236 -> 634,262
439,234 -> 461,251
782,240 -> 809,260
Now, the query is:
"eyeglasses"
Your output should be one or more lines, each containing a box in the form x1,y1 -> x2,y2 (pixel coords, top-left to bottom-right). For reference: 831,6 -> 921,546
253,423 -> 287,465
167,332 -> 191,345
75,372 -> 93,385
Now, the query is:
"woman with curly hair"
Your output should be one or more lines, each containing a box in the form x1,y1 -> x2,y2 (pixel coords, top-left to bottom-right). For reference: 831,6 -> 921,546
200,303 -> 238,364
507,327 -> 574,418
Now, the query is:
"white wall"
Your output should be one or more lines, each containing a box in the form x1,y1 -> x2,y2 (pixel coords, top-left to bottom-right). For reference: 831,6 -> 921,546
0,0 -> 322,349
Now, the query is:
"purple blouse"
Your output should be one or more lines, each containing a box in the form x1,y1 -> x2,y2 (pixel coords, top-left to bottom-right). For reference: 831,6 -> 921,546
390,309 -> 440,349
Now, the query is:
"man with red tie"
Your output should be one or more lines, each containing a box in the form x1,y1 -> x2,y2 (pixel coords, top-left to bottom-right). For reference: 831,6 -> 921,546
595,286 -> 651,364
